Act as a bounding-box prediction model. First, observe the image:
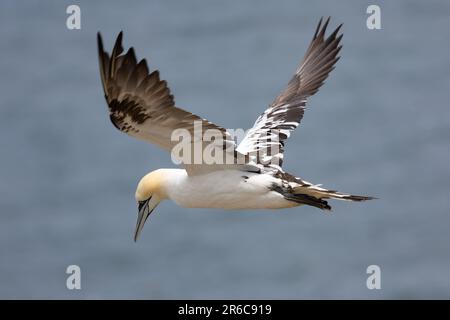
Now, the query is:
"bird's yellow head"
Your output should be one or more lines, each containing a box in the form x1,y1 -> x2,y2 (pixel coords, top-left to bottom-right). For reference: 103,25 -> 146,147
135,169 -> 169,202
133,169 -> 169,242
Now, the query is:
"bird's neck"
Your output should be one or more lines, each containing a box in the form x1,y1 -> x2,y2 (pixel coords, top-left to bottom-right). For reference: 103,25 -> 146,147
155,168 -> 187,200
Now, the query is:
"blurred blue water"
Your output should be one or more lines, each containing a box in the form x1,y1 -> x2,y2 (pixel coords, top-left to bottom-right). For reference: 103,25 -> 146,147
1,0 -> 450,298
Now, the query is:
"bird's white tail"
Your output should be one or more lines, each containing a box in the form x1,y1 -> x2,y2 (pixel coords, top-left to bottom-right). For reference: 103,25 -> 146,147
291,184 -> 374,210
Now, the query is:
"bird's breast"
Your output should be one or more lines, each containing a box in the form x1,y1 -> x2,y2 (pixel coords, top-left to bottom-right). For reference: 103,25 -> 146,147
167,170 -> 297,210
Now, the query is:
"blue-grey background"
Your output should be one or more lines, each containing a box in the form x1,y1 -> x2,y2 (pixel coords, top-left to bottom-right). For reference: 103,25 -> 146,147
1,0 -> 449,299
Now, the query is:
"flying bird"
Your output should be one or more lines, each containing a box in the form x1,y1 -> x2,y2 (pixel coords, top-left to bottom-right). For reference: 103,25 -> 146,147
97,17 -> 374,241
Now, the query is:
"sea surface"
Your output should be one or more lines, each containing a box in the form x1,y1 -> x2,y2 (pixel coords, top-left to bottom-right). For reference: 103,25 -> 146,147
1,0 -> 450,298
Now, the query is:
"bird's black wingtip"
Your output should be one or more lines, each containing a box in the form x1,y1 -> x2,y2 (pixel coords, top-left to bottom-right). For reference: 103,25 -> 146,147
97,32 -> 103,46
117,30 -> 123,42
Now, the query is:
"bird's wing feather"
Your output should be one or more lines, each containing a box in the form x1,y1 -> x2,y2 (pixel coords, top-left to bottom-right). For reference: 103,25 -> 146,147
98,32 -> 248,175
237,17 -> 343,170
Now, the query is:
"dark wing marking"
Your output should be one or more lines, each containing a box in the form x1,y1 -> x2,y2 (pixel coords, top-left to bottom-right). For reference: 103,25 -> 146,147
98,32 -> 245,175
237,17 -> 343,170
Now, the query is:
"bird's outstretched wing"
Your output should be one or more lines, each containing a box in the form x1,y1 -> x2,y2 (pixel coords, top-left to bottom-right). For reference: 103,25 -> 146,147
237,17 -> 343,170
97,32 -> 245,175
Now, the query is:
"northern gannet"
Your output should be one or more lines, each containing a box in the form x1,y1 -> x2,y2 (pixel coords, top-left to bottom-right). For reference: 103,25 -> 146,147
97,17 -> 374,241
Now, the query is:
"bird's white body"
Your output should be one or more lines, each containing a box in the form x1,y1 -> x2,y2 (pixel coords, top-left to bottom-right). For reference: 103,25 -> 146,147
162,169 -> 298,210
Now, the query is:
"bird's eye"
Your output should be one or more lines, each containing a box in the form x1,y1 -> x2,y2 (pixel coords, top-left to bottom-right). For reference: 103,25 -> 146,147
138,197 -> 151,211
138,200 -> 146,211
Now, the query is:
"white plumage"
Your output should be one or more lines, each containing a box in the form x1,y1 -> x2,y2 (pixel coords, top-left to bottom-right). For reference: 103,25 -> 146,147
97,17 -> 373,241
151,169 -> 296,210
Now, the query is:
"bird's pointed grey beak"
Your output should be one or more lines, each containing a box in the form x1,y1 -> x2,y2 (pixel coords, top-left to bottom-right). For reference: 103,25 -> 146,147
134,196 -> 159,242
